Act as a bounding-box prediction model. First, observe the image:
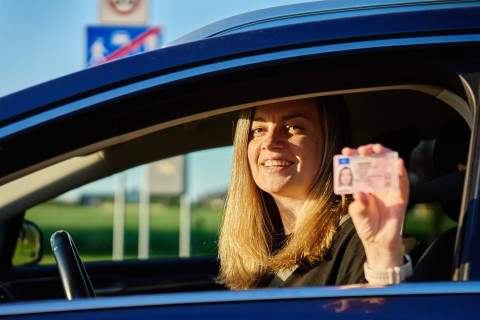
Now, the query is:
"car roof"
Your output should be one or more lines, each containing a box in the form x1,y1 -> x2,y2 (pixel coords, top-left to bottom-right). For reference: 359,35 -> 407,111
168,0 -> 478,46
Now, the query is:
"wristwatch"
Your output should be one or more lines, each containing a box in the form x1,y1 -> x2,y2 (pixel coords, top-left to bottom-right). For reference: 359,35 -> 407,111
364,253 -> 413,285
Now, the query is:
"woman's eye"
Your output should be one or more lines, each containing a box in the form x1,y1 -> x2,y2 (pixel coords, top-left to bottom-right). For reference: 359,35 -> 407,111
287,125 -> 302,133
251,128 -> 265,137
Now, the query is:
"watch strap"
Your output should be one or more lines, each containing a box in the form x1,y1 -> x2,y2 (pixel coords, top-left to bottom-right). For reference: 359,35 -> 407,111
364,253 -> 413,285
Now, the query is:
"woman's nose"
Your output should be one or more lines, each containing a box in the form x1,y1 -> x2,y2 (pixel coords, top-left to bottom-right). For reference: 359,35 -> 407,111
261,129 -> 284,150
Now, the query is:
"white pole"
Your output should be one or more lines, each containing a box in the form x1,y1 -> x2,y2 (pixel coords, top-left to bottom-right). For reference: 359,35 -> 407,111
113,173 -> 125,261
138,165 -> 150,259
179,193 -> 191,257
179,155 -> 191,257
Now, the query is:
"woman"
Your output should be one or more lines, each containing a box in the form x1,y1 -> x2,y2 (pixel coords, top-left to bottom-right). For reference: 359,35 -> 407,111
219,97 -> 410,290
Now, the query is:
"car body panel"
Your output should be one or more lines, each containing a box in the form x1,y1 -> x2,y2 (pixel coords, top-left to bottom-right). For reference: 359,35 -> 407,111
169,0 -> 480,44
1,282 -> 480,319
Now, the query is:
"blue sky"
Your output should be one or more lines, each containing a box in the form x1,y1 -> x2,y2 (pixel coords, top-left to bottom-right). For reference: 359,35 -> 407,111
0,0 -> 315,201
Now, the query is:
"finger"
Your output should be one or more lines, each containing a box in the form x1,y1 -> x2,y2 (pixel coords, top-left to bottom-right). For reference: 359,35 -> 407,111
357,144 -> 374,156
395,158 -> 407,177
396,158 -> 410,200
372,143 -> 391,154
343,144 -> 391,156
341,147 -> 358,156
359,143 -> 390,155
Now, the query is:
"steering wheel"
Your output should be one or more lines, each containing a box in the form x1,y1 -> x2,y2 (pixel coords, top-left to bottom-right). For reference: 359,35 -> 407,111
50,230 -> 95,300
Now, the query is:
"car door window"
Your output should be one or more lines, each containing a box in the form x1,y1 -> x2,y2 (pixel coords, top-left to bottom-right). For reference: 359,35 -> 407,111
17,146 -> 232,265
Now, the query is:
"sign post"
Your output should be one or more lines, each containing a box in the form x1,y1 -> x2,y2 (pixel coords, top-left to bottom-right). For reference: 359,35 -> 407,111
91,0 -> 163,260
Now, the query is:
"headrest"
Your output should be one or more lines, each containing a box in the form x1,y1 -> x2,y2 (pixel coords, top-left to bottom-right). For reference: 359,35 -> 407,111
433,118 -> 469,178
370,126 -> 421,170
431,117 -> 470,222
410,117 -> 470,222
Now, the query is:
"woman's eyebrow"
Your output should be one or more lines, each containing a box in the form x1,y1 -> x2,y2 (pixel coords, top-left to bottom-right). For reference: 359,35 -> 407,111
252,113 -> 310,123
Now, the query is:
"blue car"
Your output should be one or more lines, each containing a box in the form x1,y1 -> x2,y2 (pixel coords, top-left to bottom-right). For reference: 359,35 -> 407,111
1,0 -> 480,318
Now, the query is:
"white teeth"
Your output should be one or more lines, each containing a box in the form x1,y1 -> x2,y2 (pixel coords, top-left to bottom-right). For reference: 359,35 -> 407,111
264,160 -> 292,167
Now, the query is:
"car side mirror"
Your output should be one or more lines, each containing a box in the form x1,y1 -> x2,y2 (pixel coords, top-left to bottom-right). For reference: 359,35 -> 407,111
12,220 -> 43,265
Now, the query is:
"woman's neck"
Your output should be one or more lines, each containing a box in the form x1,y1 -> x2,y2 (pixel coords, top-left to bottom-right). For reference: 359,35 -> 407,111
271,195 -> 306,234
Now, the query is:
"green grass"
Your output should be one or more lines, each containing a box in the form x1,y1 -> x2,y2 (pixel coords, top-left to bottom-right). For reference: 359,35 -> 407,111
404,202 -> 457,246
18,200 -> 453,266
20,200 -> 221,265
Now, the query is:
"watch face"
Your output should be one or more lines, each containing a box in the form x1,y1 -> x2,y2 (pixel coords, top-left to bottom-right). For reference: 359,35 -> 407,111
109,0 -> 139,14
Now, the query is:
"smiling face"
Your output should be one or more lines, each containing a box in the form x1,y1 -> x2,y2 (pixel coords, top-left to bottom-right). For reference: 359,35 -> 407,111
247,99 -> 324,201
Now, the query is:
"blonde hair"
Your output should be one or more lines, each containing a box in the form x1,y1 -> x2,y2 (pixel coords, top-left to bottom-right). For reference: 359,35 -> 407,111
218,96 -> 351,290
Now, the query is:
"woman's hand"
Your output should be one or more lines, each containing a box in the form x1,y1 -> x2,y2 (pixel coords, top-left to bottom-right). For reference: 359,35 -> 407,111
341,143 -> 409,271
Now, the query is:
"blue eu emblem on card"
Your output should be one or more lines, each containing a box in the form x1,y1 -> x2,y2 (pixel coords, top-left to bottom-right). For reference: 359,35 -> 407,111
338,158 -> 350,165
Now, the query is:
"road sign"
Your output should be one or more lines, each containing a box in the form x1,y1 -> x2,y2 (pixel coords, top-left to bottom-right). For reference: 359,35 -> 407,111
100,0 -> 149,25
149,156 -> 185,196
87,25 -> 161,67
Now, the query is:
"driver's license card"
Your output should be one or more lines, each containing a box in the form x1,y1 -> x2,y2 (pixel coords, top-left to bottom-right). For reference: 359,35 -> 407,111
333,152 -> 399,195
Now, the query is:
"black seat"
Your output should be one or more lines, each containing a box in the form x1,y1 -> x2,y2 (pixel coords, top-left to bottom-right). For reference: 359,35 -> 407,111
409,117 -> 469,282
411,227 -> 457,281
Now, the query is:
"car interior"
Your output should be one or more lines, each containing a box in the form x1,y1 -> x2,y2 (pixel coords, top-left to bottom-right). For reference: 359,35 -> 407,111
0,87 -> 470,301
0,50 -> 474,302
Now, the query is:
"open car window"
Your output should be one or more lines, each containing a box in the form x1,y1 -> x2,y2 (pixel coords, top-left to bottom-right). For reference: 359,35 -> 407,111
11,87 -> 470,286
16,146 -> 232,265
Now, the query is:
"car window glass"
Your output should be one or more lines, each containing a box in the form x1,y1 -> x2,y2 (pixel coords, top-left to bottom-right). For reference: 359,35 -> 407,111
19,146 -> 232,265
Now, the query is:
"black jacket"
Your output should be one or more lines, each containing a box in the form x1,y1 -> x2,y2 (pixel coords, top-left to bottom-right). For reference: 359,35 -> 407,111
266,217 -> 367,287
